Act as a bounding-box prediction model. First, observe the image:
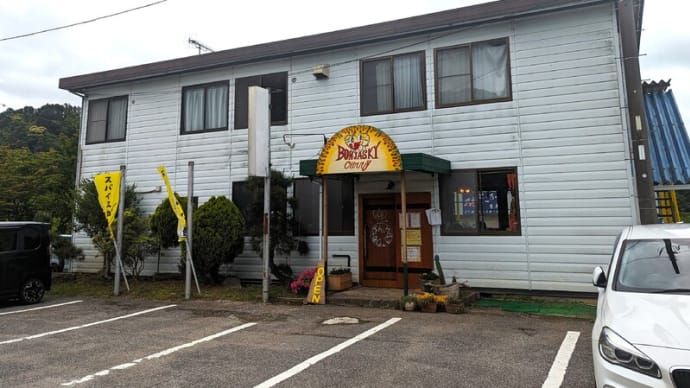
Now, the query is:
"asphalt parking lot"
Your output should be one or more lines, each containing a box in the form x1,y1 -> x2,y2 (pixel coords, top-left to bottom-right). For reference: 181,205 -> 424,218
0,295 -> 594,387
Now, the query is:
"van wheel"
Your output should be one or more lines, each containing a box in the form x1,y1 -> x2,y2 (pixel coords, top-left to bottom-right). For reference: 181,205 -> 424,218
19,278 -> 45,304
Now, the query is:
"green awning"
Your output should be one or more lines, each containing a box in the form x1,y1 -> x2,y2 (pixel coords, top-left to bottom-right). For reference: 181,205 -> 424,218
299,153 -> 450,177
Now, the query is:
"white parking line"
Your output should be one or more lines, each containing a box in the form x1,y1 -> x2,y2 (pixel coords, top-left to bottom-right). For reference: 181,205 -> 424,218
542,331 -> 581,388
0,304 -> 176,345
254,317 -> 402,388
0,300 -> 83,316
60,322 -> 257,386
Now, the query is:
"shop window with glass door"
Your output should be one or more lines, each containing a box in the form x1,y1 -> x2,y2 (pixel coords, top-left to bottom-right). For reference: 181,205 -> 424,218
439,168 -> 520,235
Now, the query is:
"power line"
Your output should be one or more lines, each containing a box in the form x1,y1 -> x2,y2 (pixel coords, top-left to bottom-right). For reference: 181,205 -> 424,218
0,0 -> 168,42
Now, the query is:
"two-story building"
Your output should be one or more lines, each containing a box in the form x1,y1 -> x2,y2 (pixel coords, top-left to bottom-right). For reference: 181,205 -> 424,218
60,0 -> 650,293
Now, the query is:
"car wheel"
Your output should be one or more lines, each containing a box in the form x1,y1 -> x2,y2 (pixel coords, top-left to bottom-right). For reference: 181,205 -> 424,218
19,278 -> 45,304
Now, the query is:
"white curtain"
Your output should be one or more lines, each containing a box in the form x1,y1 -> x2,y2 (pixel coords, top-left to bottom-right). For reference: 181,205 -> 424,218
438,47 -> 471,105
472,41 -> 508,100
393,53 -> 423,109
184,88 -> 204,131
375,61 -> 392,112
206,84 -> 228,129
107,97 -> 127,140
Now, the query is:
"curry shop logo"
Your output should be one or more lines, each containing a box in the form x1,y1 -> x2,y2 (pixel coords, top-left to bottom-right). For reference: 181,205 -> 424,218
335,132 -> 381,173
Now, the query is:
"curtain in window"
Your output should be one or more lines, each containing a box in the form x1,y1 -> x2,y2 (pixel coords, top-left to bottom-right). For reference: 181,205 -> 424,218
375,61 -> 392,112
86,100 -> 108,143
108,97 -> 128,140
393,53 -> 423,110
437,47 -> 471,105
205,84 -> 228,129
472,41 -> 508,100
184,88 -> 204,132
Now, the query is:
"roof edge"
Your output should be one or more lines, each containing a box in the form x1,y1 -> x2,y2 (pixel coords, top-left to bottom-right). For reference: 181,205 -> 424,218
59,0 -> 613,92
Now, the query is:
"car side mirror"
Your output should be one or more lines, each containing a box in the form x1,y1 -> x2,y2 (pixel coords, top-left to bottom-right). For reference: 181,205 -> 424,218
592,266 -> 607,288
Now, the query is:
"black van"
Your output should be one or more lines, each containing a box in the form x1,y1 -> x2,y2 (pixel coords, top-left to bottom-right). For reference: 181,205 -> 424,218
0,222 -> 52,304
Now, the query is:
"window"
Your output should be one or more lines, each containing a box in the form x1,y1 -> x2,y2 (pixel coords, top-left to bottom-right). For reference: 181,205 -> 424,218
293,179 -> 320,236
360,51 -> 426,115
0,229 -> 17,252
232,181 -> 254,229
439,168 -> 520,235
86,96 -> 128,144
234,72 -> 287,129
435,38 -> 511,107
292,177 -> 355,236
181,82 -> 228,133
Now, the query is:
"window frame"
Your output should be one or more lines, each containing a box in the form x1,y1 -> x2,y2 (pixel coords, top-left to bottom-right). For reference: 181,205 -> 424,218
180,81 -> 229,134
291,177 -> 355,237
439,167 -> 520,236
359,50 -> 427,116
233,72 -> 288,129
434,37 -> 512,109
85,95 -> 128,144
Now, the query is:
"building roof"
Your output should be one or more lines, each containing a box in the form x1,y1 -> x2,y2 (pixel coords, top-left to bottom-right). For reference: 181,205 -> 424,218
643,80 -> 690,186
59,0 -> 616,92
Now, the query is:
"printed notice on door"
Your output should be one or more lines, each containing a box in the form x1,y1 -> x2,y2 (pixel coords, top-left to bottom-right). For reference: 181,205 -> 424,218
406,246 -> 421,262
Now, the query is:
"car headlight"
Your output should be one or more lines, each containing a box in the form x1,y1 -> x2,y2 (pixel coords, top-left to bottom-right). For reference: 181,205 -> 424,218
599,327 -> 661,378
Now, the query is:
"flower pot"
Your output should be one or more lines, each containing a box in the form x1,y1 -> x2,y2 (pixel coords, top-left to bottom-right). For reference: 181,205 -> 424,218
403,301 -> 416,311
328,272 -> 352,291
420,302 -> 438,313
445,302 -> 464,314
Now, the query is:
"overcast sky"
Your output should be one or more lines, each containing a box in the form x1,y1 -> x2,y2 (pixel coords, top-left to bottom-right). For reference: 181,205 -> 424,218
1,0 -> 688,124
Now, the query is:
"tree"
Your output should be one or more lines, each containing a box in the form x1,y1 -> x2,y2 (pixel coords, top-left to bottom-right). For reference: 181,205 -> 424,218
191,196 -> 244,284
149,194 -> 189,273
74,178 -> 143,277
246,170 -> 308,285
0,104 -> 80,234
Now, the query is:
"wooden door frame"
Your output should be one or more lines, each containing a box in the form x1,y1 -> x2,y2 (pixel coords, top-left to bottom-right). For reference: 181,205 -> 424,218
358,192 -> 432,288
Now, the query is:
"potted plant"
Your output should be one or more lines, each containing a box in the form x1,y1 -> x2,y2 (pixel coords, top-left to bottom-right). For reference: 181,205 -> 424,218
445,297 -> 465,314
415,292 -> 438,313
328,267 -> 352,291
401,295 -> 417,311
290,267 -> 317,295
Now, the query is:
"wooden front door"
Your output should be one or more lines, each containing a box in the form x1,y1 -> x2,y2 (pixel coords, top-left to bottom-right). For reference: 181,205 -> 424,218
360,193 -> 433,288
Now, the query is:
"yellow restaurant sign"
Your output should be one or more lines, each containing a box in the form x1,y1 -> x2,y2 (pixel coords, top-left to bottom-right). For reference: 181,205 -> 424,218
316,125 -> 402,175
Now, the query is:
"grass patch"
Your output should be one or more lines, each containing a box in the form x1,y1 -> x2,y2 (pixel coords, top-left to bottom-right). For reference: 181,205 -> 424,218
50,273 -> 295,302
474,296 -> 596,319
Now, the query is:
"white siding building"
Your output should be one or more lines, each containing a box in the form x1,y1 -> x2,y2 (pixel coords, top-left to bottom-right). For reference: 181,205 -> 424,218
60,0 -> 650,293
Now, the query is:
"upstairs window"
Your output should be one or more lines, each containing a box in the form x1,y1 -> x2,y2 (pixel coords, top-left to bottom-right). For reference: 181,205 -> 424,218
360,51 -> 426,115
86,96 -> 128,144
435,38 -> 511,107
439,168 -> 520,235
234,72 -> 287,129
181,82 -> 228,133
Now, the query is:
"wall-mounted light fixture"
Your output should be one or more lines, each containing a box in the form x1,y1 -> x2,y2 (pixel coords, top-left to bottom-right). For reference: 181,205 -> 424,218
312,64 -> 330,79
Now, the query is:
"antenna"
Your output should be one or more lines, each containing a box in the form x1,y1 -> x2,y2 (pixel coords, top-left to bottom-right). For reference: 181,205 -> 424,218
188,38 -> 214,55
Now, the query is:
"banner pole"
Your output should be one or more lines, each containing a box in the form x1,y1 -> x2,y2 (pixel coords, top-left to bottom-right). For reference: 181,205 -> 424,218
114,165 -> 129,294
186,162 -> 193,299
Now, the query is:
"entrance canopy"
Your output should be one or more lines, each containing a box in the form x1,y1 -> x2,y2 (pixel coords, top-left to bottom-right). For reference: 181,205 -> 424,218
299,125 -> 450,177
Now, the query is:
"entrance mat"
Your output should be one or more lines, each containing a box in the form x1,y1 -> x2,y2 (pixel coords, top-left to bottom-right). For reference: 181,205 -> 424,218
475,298 -> 596,319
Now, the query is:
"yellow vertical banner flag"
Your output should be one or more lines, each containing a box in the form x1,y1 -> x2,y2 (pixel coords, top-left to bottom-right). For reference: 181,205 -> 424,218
94,171 -> 122,228
157,166 -> 187,241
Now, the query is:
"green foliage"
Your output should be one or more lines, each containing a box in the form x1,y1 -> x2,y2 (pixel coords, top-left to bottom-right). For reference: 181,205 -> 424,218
0,104 -> 80,234
74,178 -> 145,276
150,194 -> 188,249
191,196 -> 244,284
246,170 -> 308,285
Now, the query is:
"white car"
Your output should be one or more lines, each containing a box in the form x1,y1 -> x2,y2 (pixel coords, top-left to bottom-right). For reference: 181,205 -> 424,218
592,224 -> 690,388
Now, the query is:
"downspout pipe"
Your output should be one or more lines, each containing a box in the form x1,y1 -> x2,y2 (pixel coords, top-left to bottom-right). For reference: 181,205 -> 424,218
617,0 -> 657,224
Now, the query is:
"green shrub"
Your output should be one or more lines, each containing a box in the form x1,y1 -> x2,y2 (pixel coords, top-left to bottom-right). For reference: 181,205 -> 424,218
192,196 -> 244,283
149,194 -> 188,249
